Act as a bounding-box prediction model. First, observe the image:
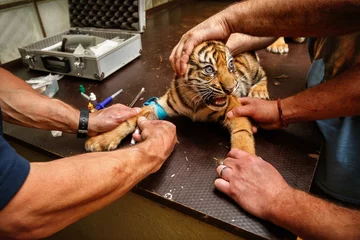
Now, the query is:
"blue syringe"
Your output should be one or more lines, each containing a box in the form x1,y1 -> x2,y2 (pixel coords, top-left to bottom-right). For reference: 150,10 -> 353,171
95,88 -> 123,110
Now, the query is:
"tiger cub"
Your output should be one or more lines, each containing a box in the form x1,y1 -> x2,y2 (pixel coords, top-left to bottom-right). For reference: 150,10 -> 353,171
85,41 -> 269,154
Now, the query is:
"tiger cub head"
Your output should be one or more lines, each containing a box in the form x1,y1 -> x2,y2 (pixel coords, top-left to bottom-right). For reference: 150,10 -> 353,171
183,41 -> 250,111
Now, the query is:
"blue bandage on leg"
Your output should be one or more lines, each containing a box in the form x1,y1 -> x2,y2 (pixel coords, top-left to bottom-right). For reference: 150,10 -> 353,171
143,97 -> 168,120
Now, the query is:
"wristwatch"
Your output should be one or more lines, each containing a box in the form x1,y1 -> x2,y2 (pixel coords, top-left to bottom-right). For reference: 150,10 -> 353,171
77,108 -> 89,138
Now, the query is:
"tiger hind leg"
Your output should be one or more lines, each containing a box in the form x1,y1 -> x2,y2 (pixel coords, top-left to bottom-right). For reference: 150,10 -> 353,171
266,37 -> 289,54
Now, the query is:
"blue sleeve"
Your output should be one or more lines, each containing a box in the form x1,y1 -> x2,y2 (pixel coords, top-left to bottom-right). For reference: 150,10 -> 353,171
0,135 -> 30,210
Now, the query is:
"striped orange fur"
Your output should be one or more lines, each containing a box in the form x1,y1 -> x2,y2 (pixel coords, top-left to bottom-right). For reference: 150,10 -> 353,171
85,41 -> 269,154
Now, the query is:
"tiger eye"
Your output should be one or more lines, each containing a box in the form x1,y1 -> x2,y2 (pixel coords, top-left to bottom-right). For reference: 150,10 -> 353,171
204,65 -> 215,74
228,59 -> 235,72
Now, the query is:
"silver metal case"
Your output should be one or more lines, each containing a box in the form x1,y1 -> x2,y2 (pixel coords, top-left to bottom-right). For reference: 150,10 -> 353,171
18,0 -> 145,80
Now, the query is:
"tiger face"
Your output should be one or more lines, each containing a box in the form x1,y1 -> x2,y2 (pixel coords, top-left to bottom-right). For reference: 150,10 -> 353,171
184,41 -> 241,110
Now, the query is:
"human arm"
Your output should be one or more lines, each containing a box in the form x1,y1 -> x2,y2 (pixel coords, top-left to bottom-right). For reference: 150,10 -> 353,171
0,117 -> 177,239
215,149 -> 360,240
170,0 -> 360,75
227,64 -> 360,128
226,33 -> 276,56
0,68 -> 140,136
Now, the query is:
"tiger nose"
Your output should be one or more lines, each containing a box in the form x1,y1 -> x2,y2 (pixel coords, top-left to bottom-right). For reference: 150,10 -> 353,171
223,87 -> 234,95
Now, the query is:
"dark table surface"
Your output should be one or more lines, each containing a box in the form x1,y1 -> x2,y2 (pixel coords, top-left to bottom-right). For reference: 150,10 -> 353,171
2,1 -> 323,239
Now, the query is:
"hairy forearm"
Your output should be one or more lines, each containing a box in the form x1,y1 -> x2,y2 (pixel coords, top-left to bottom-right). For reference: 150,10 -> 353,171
0,142 -> 160,239
223,0 -> 360,37
281,64 -> 360,124
227,34 -> 276,55
0,68 -> 78,133
270,189 -> 360,240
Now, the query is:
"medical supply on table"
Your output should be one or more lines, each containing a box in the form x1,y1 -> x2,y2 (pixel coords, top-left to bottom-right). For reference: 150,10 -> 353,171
88,102 -> 96,112
87,92 -> 98,112
89,92 -> 97,105
81,92 -> 90,100
129,87 -> 145,107
95,88 -> 123,110
129,87 -> 145,145
26,74 -> 62,98
79,85 -> 85,93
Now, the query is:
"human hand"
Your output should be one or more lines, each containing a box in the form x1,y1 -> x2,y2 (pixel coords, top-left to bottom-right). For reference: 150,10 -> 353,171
215,149 -> 294,220
88,104 -> 141,136
169,11 -> 231,76
227,97 -> 282,130
132,116 -> 177,172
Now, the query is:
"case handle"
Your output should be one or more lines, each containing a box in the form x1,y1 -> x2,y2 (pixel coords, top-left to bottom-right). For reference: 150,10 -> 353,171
41,56 -> 71,73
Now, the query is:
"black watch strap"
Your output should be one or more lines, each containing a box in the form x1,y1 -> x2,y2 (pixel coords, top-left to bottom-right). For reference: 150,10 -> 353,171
77,108 -> 89,138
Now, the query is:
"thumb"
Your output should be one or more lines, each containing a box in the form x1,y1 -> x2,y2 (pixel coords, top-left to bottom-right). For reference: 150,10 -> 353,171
137,116 -> 148,130
227,104 -> 254,119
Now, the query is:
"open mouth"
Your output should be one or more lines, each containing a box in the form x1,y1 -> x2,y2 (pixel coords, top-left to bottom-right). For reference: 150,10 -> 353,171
209,96 -> 227,107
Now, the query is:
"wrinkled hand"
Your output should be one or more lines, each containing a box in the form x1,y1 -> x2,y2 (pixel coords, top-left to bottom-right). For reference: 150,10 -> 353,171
133,116 -> 177,172
227,97 -> 282,130
88,104 -> 141,136
169,11 -> 231,76
215,149 -> 293,220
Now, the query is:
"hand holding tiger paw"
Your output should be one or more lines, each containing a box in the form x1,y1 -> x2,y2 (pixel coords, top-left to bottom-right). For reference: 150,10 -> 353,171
227,98 -> 283,130
214,149 -> 294,221
88,104 -> 141,136
134,116 -> 177,162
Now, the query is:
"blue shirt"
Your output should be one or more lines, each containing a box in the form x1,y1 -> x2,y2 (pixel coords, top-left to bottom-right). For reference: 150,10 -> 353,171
0,109 -> 30,210
307,34 -> 360,204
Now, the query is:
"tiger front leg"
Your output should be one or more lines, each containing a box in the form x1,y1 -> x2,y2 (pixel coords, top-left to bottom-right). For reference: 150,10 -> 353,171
85,106 -> 157,152
224,116 -> 255,154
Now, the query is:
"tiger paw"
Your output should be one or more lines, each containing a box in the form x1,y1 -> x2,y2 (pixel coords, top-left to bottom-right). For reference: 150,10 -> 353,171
292,37 -> 306,43
85,135 -> 121,152
266,41 -> 289,54
248,85 -> 269,99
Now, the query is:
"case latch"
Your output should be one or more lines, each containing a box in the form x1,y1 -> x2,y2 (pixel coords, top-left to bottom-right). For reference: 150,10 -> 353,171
24,54 -> 36,69
74,57 -> 85,76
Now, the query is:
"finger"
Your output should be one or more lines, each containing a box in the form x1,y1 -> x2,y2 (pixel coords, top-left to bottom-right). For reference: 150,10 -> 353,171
115,108 -> 141,121
214,178 -> 231,196
179,54 -> 189,76
137,116 -> 148,130
170,43 -> 180,74
182,36 -> 199,56
175,41 -> 185,76
227,148 -> 254,159
227,104 -> 255,119
125,107 -> 141,118
132,131 -> 142,142
252,125 -> 258,134
180,37 -> 200,75
237,97 -> 252,105
216,165 -> 232,181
